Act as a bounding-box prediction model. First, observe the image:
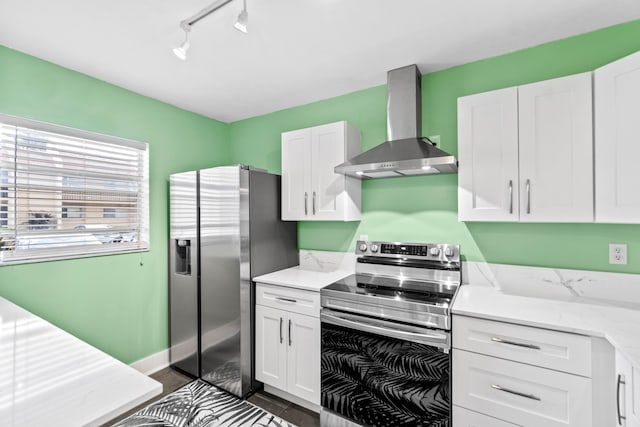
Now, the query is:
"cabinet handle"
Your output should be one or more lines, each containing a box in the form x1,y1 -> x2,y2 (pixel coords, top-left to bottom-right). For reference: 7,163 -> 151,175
491,384 -> 541,401
618,374 -> 627,425
312,191 -> 316,215
275,296 -> 297,303
279,317 -> 283,344
288,319 -> 292,346
508,180 -> 513,214
526,179 -> 531,214
491,336 -> 541,350
304,192 -> 308,215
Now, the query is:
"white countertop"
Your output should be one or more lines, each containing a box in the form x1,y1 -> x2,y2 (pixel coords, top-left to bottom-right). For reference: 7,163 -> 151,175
0,296 -> 161,426
254,266 -> 351,291
453,262 -> 640,372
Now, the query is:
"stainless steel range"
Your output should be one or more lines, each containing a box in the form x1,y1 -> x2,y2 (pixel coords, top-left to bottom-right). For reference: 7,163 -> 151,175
320,240 -> 461,427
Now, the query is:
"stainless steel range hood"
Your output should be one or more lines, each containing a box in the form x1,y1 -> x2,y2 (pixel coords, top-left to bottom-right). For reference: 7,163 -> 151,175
335,65 -> 457,179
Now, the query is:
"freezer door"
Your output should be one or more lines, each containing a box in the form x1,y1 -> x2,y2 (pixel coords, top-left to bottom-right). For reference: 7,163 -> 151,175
199,166 -> 246,396
169,170 -> 199,377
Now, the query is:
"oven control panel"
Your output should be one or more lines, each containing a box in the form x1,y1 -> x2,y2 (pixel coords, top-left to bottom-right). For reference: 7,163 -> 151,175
356,240 -> 460,262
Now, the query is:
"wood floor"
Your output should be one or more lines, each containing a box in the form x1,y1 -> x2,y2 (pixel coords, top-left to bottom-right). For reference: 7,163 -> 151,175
103,368 -> 319,426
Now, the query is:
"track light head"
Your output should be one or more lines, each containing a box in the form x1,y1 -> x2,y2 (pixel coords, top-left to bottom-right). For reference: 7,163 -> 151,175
234,8 -> 248,33
173,30 -> 191,60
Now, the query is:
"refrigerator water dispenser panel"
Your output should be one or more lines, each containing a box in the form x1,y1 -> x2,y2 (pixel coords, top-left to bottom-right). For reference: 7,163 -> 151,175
174,239 -> 191,275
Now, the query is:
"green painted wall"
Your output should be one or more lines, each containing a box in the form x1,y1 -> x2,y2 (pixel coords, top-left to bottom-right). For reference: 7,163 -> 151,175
229,19 -> 640,274
0,45 -> 231,363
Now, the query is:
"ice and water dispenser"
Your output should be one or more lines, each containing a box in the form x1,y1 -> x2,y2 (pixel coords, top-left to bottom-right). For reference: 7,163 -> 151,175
174,239 -> 191,275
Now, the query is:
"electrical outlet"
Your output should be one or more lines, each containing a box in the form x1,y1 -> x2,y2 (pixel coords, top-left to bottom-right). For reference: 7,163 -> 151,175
609,243 -> 627,265
359,234 -> 369,241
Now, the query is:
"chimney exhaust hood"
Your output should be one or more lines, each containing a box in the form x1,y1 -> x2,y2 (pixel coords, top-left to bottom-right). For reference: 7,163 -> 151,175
334,65 -> 458,179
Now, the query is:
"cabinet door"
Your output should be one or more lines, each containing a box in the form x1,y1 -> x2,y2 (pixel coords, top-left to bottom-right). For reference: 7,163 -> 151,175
286,311 -> 320,404
518,73 -> 593,222
458,88 -> 519,221
281,128 -> 312,220
310,121 -> 348,220
255,305 -> 288,391
595,51 -> 640,223
616,351 -> 640,427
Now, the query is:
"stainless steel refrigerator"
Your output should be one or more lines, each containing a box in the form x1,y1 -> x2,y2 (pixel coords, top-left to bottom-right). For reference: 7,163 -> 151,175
168,165 -> 298,398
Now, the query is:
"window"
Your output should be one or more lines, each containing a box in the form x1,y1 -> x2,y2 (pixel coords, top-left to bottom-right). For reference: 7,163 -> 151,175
0,114 -> 149,263
103,207 -> 127,219
62,206 -> 86,219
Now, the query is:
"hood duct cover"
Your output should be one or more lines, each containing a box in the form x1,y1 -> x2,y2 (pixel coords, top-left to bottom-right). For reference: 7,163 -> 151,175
335,65 -> 458,179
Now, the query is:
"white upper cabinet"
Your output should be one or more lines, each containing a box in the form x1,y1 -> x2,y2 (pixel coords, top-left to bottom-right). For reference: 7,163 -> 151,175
518,73 -> 593,222
281,121 -> 361,221
458,87 -> 519,221
458,72 -> 593,222
595,51 -> 640,223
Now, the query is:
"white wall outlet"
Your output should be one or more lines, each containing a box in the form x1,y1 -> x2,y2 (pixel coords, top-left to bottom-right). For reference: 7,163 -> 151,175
359,234 -> 369,241
609,243 -> 627,265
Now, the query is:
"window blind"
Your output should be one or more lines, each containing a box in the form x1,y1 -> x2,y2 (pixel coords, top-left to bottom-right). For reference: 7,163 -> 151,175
0,115 -> 149,264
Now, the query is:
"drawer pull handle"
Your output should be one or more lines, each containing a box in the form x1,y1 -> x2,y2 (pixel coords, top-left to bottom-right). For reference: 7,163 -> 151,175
617,374 -> 627,425
276,297 -> 298,303
491,337 -> 541,350
491,384 -> 541,401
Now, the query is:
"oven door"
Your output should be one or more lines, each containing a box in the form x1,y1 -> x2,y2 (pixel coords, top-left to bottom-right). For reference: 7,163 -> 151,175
321,309 -> 451,427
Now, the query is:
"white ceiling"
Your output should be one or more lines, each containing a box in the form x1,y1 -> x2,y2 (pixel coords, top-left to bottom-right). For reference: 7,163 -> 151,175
1,1 -> 640,123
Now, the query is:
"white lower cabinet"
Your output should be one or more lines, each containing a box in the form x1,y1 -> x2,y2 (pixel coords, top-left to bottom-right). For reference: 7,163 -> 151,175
254,283 -> 320,405
452,314 -> 604,427
453,406 -> 519,427
615,350 -> 640,427
453,351 -> 592,427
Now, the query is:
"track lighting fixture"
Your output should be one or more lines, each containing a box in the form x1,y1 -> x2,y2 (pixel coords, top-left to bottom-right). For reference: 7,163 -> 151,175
234,0 -> 248,33
173,0 -> 248,61
173,29 -> 191,61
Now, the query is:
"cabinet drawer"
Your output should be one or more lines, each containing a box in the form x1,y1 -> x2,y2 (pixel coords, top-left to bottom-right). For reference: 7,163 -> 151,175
453,315 -> 591,376
453,406 -> 520,426
453,350 -> 592,427
256,283 -> 320,317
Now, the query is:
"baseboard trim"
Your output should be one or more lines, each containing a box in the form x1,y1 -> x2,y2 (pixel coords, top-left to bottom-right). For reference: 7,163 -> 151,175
263,384 -> 320,413
130,349 -> 170,375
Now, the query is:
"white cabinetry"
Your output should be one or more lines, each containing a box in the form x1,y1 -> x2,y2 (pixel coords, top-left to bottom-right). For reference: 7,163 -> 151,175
452,315 -> 601,427
458,73 -> 593,222
615,351 -> 640,427
595,50 -> 640,223
458,88 -> 519,221
255,283 -> 320,406
281,121 -> 361,221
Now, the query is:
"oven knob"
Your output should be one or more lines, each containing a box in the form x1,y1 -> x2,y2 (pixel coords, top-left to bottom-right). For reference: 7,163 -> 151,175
429,247 -> 440,256
370,244 -> 379,253
359,243 -> 368,252
444,247 -> 454,257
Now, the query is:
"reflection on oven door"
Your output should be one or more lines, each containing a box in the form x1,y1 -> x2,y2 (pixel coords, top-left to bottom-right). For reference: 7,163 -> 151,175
321,322 -> 450,427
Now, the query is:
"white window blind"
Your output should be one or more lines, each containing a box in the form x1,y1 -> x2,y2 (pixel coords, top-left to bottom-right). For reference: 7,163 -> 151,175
0,115 -> 149,264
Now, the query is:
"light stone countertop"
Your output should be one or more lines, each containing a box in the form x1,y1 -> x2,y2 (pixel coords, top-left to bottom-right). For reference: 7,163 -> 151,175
0,296 -> 161,426
453,261 -> 640,372
253,266 -> 352,292
253,249 -> 355,292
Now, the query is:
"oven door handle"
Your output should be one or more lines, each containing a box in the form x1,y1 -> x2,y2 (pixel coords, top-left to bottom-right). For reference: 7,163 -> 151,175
321,311 -> 449,351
